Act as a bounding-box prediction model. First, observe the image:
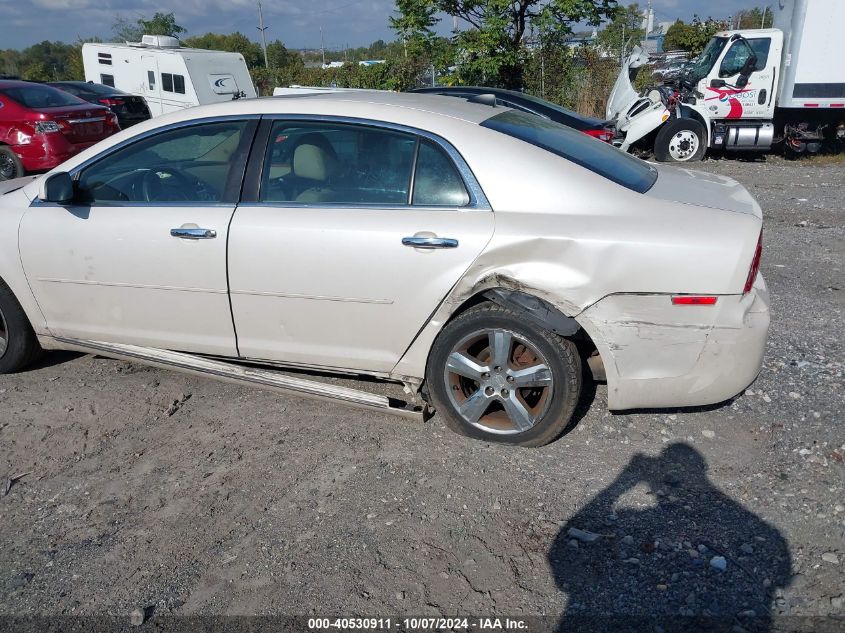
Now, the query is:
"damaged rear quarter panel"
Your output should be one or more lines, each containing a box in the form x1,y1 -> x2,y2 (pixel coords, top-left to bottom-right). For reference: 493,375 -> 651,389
391,135 -> 764,406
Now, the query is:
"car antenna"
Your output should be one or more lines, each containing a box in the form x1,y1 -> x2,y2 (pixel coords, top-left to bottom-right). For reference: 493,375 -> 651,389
467,94 -> 497,107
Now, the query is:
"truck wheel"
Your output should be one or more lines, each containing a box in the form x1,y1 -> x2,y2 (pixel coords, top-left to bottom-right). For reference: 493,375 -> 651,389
654,118 -> 706,162
0,279 -> 42,373
425,303 -> 581,447
0,147 -> 24,181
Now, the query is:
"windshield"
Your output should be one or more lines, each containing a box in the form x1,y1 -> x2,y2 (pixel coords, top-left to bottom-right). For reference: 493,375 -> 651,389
686,37 -> 728,84
0,84 -> 83,109
481,110 -> 657,193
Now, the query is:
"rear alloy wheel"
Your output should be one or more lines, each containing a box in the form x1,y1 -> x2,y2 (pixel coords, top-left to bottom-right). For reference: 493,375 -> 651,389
426,303 -> 581,447
654,118 -> 706,162
0,146 -> 24,181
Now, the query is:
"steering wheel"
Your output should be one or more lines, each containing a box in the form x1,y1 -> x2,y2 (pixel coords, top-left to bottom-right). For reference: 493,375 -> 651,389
139,167 -> 197,202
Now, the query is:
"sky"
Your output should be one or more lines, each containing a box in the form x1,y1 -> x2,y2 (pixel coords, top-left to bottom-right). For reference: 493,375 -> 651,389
0,0 -> 764,52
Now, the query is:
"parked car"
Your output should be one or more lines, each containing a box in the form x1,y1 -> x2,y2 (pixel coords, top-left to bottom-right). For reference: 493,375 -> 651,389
412,86 -> 615,142
48,81 -> 151,129
0,92 -> 768,446
0,80 -> 119,180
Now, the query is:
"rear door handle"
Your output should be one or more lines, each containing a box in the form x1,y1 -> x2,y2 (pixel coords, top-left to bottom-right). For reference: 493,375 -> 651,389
171,227 -> 217,239
402,236 -> 459,249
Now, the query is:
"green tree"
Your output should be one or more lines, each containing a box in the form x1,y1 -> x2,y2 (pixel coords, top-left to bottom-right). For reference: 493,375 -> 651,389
663,15 -> 729,55
182,32 -> 263,68
423,0 -> 617,88
266,40 -> 303,71
113,12 -> 185,42
596,2 -> 644,60
735,7 -> 773,29
390,0 -> 438,57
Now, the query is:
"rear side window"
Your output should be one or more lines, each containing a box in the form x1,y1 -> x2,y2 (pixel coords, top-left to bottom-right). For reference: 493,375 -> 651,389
100,74 -> 115,87
260,121 -> 416,204
481,110 -> 658,193
413,140 -> 469,206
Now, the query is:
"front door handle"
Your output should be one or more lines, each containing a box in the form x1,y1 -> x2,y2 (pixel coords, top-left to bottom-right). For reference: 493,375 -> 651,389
171,227 -> 217,240
402,236 -> 459,249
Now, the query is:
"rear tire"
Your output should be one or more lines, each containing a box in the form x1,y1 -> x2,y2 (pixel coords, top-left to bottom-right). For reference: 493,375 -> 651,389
654,118 -> 706,162
0,146 -> 24,181
0,280 -> 42,374
425,303 -> 581,447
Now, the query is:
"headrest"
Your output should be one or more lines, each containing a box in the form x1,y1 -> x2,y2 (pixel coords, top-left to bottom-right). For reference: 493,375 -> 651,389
293,143 -> 337,182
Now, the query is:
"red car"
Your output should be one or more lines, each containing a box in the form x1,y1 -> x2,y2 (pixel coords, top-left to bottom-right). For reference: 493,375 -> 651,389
0,80 -> 119,181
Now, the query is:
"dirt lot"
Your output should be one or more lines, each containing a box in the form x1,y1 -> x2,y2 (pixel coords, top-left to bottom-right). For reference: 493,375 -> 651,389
1,156 -> 843,632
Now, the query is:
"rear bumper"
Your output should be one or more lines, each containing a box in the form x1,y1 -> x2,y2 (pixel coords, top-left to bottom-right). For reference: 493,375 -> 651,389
13,135 -> 99,173
578,274 -> 770,410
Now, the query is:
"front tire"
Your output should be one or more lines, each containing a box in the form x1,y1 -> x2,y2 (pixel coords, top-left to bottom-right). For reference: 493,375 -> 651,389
425,303 -> 581,447
0,280 -> 42,373
654,118 -> 706,162
0,146 -> 24,181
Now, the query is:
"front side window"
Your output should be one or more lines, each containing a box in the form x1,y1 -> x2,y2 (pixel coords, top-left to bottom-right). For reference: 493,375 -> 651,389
481,110 -> 657,193
260,121 -> 416,204
719,38 -> 770,78
77,120 -> 249,203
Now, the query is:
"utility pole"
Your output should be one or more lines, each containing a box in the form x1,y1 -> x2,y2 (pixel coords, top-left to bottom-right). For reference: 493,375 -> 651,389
761,6 -> 767,28
320,26 -> 326,67
257,1 -> 269,68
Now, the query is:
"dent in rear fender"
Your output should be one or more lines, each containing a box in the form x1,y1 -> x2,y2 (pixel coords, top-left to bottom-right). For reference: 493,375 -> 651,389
390,203 -> 761,382
577,279 -> 770,410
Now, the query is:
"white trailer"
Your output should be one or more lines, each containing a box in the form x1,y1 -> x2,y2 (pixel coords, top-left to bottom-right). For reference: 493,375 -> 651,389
609,0 -> 845,161
82,35 -> 257,117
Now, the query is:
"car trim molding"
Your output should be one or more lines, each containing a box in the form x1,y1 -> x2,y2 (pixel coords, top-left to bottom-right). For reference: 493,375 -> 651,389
229,289 -> 393,304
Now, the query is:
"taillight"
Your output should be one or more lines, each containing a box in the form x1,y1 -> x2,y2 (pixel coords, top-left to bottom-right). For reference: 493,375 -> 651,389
105,111 -> 120,131
671,296 -> 718,305
98,98 -> 125,107
584,129 -> 614,143
33,121 -> 61,134
743,231 -> 763,294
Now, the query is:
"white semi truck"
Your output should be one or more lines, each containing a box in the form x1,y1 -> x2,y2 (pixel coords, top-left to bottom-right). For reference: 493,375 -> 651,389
608,0 -> 845,161
82,36 -> 257,117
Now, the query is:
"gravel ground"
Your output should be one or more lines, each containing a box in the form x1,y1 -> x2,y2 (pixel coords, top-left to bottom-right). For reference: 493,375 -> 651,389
0,156 -> 843,632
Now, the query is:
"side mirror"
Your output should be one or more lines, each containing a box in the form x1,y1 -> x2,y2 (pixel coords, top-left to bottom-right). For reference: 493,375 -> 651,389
736,74 -> 749,88
710,78 -> 726,88
38,172 -> 74,204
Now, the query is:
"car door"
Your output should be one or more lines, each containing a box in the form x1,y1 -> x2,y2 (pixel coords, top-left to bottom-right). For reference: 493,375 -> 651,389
228,118 -> 495,373
141,55 -> 162,116
710,36 -> 779,119
19,117 -> 258,356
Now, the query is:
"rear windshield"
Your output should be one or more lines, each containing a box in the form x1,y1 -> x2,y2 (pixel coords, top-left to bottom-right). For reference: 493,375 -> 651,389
481,110 -> 658,193
0,84 -> 82,109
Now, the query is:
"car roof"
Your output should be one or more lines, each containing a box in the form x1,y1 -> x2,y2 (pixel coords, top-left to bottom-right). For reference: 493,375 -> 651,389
159,91 -> 503,126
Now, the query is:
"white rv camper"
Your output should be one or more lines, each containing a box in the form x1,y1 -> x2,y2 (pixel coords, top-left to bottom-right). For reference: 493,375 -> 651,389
82,35 -> 257,117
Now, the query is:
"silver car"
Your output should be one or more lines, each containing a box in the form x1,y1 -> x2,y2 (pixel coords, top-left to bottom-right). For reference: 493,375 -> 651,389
0,92 -> 768,446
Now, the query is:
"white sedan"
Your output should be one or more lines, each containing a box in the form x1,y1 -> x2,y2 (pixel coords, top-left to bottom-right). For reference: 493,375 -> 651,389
0,92 -> 769,446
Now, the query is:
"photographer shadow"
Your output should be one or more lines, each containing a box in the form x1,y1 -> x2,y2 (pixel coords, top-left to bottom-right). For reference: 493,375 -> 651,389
548,444 -> 791,633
